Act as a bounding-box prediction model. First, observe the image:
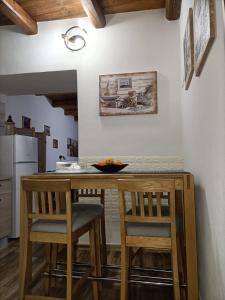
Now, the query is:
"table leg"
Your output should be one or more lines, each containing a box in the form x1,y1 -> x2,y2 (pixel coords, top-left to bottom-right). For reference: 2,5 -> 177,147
183,175 -> 199,300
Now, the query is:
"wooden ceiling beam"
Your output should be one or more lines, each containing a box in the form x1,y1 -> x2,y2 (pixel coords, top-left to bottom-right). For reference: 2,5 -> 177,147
43,93 -> 77,100
0,0 -> 38,34
80,0 -> 106,28
165,0 -> 181,21
64,108 -> 78,116
102,0 -> 165,14
51,100 -> 76,108
60,104 -> 77,110
0,1 -> 167,27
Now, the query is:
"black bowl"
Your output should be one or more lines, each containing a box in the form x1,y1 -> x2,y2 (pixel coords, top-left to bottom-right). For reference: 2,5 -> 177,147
92,163 -> 128,173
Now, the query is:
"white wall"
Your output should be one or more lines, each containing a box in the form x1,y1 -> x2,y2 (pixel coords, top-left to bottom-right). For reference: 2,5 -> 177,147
179,1 -> 225,299
2,95 -> 78,171
0,9 -> 183,160
0,9 -> 184,245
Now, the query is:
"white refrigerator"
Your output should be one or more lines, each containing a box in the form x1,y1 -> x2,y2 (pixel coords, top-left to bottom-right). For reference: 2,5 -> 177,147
0,135 -> 38,238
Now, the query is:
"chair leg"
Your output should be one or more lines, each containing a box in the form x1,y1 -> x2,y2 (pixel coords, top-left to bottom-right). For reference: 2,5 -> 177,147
19,240 -> 32,300
73,239 -> 79,263
95,217 -> 102,291
67,240 -> 73,300
51,244 -> 58,288
120,245 -> 130,300
139,248 -> 144,268
171,247 -> 181,300
44,244 -> 51,296
89,221 -> 100,300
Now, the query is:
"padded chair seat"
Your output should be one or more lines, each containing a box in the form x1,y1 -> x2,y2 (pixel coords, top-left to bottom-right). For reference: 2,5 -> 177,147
127,223 -> 171,237
126,205 -> 177,237
32,203 -> 103,234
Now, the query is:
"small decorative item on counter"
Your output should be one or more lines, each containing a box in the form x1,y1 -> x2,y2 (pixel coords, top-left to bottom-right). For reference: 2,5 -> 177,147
59,155 -> 66,161
56,161 -> 86,173
92,157 -> 128,173
5,115 -> 15,135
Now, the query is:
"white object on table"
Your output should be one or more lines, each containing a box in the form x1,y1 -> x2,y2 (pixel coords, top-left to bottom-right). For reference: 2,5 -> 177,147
56,161 -> 87,173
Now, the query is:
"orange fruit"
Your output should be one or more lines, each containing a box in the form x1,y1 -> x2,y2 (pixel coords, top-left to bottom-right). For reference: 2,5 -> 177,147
113,160 -> 122,165
105,157 -> 113,164
98,161 -> 107,166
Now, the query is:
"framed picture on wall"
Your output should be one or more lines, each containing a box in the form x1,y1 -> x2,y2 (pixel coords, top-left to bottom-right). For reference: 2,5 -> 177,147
53,139 -> 58,149
67,138 -> 78,157
44,125 -> 51,136
99,71 -> 158,116
22,116 -> 31,129
193,0 -> 215,76
183,8 -> 194,90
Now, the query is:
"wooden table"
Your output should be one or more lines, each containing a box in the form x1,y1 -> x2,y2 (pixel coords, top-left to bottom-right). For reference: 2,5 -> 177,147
20,171 -> 198,300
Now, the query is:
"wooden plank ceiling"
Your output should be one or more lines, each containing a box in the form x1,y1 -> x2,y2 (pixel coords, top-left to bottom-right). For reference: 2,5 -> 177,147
0,0 -> 165,25
0,0 -> 181,34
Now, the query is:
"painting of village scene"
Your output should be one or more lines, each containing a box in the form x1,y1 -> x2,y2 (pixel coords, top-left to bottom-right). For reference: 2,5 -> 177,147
193,0 -> 215,76
99,71 -> 157,116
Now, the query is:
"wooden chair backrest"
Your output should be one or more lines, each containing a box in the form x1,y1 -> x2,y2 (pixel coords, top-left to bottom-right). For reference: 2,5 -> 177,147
117,179 -> 176,225
22,179 -> 72,224
77,189 -> 104,198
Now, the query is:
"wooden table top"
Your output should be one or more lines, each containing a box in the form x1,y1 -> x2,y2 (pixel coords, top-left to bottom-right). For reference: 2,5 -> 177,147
23,170 -> 190,180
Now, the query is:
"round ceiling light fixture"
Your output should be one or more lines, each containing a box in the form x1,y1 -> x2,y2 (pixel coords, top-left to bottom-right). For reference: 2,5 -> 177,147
62,26 -> 87,51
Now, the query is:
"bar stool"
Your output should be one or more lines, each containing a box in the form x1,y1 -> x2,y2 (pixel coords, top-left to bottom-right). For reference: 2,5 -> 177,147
75,189 -> 107,264
19,179 -> 102,300
117,179 -> 180,300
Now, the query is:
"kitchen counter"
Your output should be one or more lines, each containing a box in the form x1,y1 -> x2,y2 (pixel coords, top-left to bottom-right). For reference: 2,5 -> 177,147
0,177 -> 12,247
0,177 -> 11,181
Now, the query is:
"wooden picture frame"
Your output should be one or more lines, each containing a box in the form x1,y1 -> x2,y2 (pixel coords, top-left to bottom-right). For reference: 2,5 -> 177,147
183,8 -> 194,90
193,0 -> 215,76
22,116 -> 31,129
99,71 -> 158,116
